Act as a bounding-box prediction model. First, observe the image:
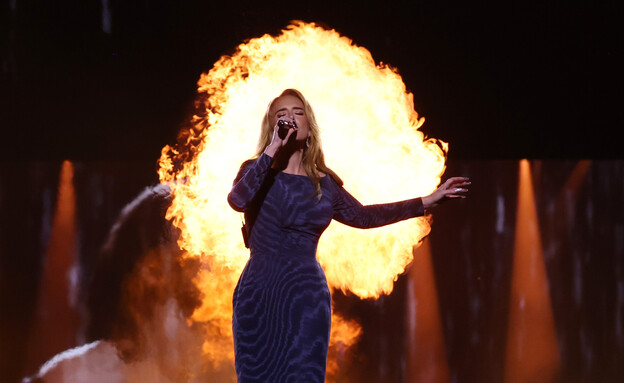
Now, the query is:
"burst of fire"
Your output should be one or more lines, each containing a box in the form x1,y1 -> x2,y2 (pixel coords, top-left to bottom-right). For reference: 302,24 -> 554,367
159,21 -> 446,373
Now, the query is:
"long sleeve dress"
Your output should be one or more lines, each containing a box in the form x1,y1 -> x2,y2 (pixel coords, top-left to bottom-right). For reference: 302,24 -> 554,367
228,153 -> 425,383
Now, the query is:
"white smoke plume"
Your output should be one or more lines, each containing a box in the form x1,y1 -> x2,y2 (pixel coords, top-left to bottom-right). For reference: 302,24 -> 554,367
24,184 -> 234,382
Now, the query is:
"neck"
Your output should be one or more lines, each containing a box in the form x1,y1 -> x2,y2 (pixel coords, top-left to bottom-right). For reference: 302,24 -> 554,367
273,139 -> 307,175
283,150 -> 305,174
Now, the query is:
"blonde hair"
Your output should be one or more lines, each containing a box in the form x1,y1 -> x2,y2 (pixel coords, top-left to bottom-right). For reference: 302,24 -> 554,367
255,89 -> 343,199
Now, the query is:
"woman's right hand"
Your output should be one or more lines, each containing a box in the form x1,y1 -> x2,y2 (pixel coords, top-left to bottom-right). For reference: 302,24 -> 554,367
264,119 -> 297,157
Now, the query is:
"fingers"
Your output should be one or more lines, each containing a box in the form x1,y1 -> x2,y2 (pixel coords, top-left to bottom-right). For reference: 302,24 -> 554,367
445,189 -> 468,198
443,178 -> 470,199
284,127 -> 296,141
446,193 -> 467,199
270,125 -> 281,146
273,119 -> 297,145
451,187 -> 469,194
446,176 -> 470,186
440,177 -> 470,189
425,176 -> 470,209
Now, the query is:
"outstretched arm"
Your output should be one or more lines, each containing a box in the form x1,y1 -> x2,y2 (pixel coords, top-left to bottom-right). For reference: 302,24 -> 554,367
332,184 -> 425,229
332,177 -> 470,228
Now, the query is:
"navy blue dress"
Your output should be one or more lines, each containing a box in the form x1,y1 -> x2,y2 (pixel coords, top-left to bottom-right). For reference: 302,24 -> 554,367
228,153 -> 424,383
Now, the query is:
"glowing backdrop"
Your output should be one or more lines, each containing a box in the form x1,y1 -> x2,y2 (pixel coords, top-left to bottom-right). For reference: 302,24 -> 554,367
158,21 -> 446,368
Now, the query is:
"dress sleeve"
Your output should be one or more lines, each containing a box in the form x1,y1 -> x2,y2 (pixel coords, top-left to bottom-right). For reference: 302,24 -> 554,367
332,181 -> 425,229
227,153 -> 274,212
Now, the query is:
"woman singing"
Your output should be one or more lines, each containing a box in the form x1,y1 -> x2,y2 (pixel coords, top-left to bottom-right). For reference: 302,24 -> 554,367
228,89 -> 469,382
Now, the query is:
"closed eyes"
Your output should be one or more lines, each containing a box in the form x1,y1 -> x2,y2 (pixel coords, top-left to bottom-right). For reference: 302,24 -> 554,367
276,108 -> 305,118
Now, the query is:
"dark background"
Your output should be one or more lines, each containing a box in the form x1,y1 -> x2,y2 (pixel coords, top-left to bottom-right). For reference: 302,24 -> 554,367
1,1 -> 624,383
1,0 -> 621,162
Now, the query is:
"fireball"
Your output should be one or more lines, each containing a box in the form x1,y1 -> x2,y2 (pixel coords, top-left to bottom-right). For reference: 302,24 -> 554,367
159,21 -> 446,374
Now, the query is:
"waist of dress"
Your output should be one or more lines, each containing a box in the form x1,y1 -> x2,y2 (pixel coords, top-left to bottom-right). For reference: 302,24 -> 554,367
250,229 -> 320,260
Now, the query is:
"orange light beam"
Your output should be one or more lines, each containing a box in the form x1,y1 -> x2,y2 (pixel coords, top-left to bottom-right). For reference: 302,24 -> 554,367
557,160 -> 591,208
504,159 -> 560,383
26,160 -> 80,371
406,238 -> 450,383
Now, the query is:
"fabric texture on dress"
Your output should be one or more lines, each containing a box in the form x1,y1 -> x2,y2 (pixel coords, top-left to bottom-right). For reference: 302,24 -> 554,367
228,153 -> 424,383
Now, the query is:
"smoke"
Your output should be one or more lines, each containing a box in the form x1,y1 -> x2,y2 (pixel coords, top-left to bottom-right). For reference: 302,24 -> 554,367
25,184 -> 235,382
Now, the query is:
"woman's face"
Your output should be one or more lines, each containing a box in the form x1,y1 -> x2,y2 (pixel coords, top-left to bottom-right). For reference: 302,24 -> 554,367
270,94 -> 310,141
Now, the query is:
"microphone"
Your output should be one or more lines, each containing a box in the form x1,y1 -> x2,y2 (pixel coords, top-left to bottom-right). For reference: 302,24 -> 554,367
277,120 -> 297,139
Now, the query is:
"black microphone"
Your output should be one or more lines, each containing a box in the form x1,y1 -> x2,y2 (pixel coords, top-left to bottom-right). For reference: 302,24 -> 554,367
277,120 -> 297,139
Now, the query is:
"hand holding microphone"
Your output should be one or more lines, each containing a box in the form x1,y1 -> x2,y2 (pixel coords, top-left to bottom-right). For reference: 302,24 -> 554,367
277,119 -> 298,139
264,118 -> 298,157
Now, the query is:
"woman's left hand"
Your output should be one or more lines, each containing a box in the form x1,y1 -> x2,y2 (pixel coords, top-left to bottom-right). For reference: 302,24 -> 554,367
421,177 -> 470,209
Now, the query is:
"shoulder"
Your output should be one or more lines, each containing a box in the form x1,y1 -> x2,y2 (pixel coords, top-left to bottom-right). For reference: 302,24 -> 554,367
316,166 -> 343,187
321,173 -> 345,201
234,157 -> 259,180
325,173 -> 343,189
240,153 -> 273,171
240,158 -> 257,170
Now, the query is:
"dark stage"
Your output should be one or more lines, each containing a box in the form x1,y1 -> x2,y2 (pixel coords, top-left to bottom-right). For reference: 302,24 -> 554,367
1,1 -> 622,383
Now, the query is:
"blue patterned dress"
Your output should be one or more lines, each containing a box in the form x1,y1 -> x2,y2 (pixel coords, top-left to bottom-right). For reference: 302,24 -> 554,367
228,153 -> 424,382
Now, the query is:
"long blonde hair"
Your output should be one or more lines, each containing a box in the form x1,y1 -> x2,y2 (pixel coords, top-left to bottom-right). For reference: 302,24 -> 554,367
255,89 -> 343,199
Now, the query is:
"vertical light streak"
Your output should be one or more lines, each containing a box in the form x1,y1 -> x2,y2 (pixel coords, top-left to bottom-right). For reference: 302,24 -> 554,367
406,238 -> 450,383
560,160 -> 590,196
504,159 -> 560,383
26,160 -> 80,369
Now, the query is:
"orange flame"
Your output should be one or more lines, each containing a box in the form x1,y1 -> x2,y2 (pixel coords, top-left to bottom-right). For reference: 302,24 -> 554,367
159,21 -> 446,374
